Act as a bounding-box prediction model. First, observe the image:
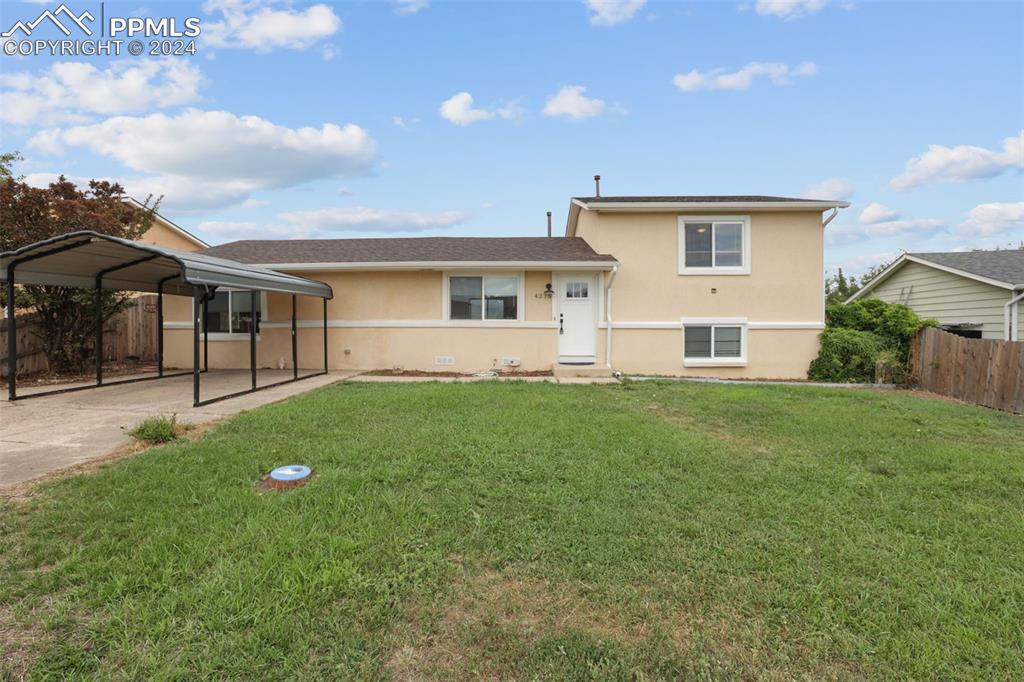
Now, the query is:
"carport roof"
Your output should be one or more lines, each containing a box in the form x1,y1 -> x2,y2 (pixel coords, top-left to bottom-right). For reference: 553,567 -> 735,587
0,231 -> 333,299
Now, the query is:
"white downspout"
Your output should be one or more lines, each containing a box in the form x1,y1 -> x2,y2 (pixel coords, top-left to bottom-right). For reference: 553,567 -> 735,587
1005,290 -> 1024,341
605,266 -> 618,368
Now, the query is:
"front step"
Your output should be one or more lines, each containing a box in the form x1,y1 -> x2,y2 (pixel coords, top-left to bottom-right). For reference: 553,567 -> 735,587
552,363 -> 614,379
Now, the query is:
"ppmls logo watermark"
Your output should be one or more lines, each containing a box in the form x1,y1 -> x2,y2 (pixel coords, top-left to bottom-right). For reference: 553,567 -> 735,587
3,3 -> 201,57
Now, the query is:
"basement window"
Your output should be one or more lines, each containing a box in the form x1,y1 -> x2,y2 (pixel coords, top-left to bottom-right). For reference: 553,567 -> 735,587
448,275 -> 521,321
682,320 -> 747,366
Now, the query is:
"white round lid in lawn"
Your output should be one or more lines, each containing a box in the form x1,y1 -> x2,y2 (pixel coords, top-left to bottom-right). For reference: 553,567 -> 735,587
259,464 -> 313,491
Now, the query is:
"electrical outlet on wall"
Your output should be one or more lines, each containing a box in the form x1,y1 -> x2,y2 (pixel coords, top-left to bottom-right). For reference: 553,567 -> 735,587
435,355 -> 455,366
501,357 -> 521,367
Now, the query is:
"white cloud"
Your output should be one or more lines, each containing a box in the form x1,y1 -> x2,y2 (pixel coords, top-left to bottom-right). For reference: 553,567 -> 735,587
859,201 -> 899,224
497,98 -> 526,122
27,128 -> 64,155
439,92 -> 494,126
959,202 -> 1024,237
276,206 -> 466,233
394,0 -> 429,15
543,85 -> 605,120
752,0 -> 827,21
826,250 -> 902,279
392,115 -> 410,130
199,206 -> 466,239
827,219 -> 945,245
804,178 -> 853,200
584,0 -> 646,26
888,131 -> 1024,190
673,61 -> 818,91
41,109 -> 376,210
202,0 -> 341,51
0,60 -> 204,126
240,198 -> 270,208
321,44 -> 338,61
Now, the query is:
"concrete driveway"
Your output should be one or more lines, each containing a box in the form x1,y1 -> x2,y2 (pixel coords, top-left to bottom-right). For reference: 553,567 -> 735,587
0,370 -> 354,487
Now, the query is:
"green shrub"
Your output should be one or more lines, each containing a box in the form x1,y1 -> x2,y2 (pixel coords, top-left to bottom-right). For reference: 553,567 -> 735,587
129,415 -> 181,445
808,328 -> 884,383
812,299 -> 936,383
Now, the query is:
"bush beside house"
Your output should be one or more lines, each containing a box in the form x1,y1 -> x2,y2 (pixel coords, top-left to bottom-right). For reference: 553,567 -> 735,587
808,299 -> 936,383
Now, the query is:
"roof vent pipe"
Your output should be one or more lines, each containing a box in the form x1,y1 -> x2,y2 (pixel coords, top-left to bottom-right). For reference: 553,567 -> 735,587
594,174 -> 601,197
546,211 -> 552,238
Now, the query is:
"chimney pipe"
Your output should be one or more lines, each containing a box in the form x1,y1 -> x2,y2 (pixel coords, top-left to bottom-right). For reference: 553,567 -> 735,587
546,211 -> 552,238
594,174 -> 601,197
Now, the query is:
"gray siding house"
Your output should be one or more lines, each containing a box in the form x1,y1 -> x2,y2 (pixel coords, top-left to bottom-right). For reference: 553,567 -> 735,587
849,250 -> 1024,341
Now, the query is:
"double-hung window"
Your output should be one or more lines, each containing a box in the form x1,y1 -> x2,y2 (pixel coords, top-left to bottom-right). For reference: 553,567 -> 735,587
448,275 -> 520,321
202,290 -> 262,336
682,320 -> 747,366
678,216 -> 751,275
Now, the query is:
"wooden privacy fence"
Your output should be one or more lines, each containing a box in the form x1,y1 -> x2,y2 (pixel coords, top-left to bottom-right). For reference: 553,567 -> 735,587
912,326 -> 1024,414
1,295 -> 160,378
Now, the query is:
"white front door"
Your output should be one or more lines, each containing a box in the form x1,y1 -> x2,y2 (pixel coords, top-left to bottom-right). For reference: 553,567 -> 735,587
556,273 -> 598,364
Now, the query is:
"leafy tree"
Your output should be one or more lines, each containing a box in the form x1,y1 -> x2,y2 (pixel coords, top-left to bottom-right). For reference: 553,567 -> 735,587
1,151 -> 161,374
825,263 -> 889,306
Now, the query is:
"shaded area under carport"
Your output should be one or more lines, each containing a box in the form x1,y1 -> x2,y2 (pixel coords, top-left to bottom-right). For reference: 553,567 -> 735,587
2,231 -> 333,406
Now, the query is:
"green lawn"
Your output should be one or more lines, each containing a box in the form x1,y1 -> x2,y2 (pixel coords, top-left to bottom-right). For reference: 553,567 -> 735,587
2,381 -> 1022,680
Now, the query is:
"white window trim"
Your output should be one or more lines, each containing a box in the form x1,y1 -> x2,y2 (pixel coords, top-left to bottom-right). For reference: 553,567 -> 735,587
201,289 -> 267,341
677,215 -> 751,276
681,317 -> 748,367
442,271 -> 526,322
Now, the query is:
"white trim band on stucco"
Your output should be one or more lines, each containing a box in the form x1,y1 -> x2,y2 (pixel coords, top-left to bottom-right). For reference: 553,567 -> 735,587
165,319 -> 824,331
166,320 -> 560,330
598,321 -> 824,330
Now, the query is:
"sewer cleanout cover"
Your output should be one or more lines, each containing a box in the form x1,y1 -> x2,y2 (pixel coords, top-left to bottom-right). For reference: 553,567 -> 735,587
259,464 -> 313,491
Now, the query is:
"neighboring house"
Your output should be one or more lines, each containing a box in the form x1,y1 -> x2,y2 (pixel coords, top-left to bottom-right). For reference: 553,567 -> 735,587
160,193 -> 849,378
128,197 -> 208,252
849,250 -> 1024,341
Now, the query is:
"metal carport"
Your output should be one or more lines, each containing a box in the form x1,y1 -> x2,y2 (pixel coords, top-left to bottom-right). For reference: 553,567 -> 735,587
2,230 -> 333,406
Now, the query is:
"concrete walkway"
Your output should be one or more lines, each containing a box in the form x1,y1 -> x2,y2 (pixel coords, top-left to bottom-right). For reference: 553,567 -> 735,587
0,370 -> 354,487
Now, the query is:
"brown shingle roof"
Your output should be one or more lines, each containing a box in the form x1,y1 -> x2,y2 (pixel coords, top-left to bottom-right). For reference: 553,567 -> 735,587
202,237 -> 617,264
574,195 -> 826,203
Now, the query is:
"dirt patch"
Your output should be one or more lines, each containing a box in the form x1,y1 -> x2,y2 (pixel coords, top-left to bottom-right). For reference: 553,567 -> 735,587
0,602 -> 41,682
0,420 -> 220,503
386,567 -> 864,681
387,569 -> 685,681
2,361 -> 159,388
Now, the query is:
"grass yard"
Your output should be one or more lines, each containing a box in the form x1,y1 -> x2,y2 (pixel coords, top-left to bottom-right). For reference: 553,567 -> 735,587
2,381 -> 1022,680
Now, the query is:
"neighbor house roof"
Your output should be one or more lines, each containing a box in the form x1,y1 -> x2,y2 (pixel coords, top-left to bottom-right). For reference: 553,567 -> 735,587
566,195 -> 850,235
202,236 -> 619,270
849,249 -> 1024,302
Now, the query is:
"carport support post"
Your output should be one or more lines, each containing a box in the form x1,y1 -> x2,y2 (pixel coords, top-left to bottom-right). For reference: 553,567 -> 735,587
95,275 -> 103,386
193,289 -> 201,407
291,295 -> 298,380
250,289 -> 257,390
202,296 -> 209,372
6,269 -> 16,400
157,282 -> 164,378
323,297 -> 328,372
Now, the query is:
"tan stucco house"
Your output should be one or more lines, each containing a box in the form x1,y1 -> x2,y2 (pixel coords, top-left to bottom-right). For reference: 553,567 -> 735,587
849,250 -> 1024,341
151,194 -> 849,378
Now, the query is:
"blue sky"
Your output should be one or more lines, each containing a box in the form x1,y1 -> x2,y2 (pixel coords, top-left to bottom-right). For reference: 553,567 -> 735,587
1,0 -> 1022,276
